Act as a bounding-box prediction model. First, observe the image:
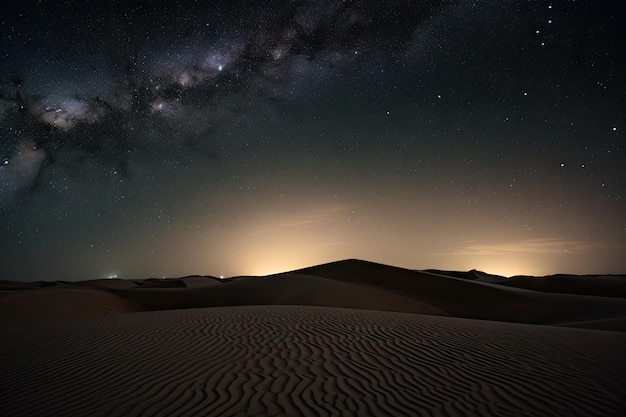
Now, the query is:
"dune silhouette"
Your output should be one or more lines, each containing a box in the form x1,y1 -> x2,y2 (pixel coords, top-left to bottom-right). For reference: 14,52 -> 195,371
1,260 -> 625,416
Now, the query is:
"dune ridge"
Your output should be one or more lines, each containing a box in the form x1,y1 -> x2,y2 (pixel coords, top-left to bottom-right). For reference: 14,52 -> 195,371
2,260 -> 625,416
1,305 -> 625,417
2,260 -> 626,330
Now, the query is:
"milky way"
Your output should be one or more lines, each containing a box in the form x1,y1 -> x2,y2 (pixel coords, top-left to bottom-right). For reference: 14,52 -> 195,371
1,0 -> 624,280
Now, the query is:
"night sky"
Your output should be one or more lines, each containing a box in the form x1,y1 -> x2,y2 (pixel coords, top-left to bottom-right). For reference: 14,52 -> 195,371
0,0 -> 624,281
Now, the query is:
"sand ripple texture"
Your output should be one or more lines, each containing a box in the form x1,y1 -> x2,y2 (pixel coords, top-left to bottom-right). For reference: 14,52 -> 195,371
1,306 -> 625,417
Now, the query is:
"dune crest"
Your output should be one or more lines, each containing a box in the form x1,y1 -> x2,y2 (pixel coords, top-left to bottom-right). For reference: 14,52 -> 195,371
2,259 -> 626,330
2,260 -> 625,416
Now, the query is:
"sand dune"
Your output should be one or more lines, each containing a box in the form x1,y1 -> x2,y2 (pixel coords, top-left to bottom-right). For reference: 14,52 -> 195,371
110,273 -> 448,317
554,316 -> 626,331
0,287 -> 145,324
423,269 -> 509,283
295,260 -> 626,327
180,276 -> 224,288
72,278 -> 139,289
1,259 -> 625,329
498,274 -> 626,298
1,260 -> 625,416
1,306 -> 624,417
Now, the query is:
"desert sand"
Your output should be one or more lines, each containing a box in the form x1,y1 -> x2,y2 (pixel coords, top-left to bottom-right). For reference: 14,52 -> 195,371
1,259 -> 625,416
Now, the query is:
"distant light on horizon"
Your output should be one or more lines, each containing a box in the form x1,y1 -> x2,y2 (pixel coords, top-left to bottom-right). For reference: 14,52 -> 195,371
0,1 -> 623,282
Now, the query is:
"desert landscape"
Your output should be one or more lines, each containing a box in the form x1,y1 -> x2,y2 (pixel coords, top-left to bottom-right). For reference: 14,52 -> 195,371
1,259 -> 625,416
2,0 -> 624,416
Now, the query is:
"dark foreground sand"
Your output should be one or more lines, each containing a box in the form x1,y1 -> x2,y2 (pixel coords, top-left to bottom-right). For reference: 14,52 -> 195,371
1,260 -> 625,416
1,306 -> 624,417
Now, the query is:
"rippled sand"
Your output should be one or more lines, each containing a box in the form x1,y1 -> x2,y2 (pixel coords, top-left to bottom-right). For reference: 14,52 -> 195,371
2,260 -> 625,416
2,305 -> 625,417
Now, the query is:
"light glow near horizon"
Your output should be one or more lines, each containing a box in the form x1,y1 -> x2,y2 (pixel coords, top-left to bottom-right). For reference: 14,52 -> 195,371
178,200 -> 622,279
0,1 -> 623,281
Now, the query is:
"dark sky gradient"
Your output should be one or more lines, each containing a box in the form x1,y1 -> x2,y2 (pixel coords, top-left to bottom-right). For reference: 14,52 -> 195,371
0,0 -> 624,280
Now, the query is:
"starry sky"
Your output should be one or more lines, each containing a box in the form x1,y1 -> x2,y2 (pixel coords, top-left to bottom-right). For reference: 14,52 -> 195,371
0,0 -> 624,281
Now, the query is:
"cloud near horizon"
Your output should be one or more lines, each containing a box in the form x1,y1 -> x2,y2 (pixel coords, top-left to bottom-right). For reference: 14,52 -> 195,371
451,238 -> 622,256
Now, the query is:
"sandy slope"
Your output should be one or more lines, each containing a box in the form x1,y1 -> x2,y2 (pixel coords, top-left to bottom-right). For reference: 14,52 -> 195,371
1,305 -> 624,417
1,260 -> 625,329
0,287 -> 145,324
111,273 -> 448,316
1,260 -> 625,416
498,274 -> 626,298
294,260 -> 626,327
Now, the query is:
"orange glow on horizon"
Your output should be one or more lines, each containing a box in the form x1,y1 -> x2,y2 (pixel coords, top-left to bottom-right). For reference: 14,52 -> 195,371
181,200 -> 625,279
